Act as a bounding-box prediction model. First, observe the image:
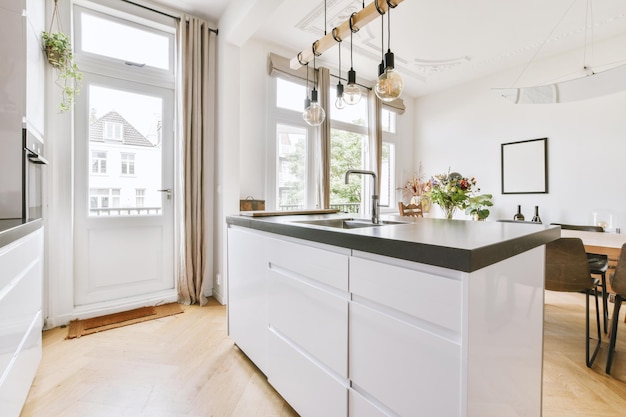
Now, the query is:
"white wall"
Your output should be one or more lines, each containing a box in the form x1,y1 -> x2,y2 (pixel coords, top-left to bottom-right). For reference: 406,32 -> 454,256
414,34 -> 626,229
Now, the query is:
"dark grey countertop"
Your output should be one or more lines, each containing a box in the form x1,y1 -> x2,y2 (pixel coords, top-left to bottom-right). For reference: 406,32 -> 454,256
226,213 -> 560,273
0,219 -> 43,249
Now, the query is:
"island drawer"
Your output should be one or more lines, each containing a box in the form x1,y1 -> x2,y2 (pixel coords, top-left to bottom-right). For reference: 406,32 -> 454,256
268,329 -> 347,417
349,302 -> 462,417
349,256 -> 462,333
268,237 -> 349,291
268,265 -> 348,377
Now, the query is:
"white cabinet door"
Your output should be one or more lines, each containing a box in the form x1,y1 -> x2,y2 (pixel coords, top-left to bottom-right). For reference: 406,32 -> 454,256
350,254 -> 462,333
349,255 -> 463,417
350,302 -> 462,417
227,226 -> 271,372
349,389 -> 390,417
267,237 -> 349,417
268,330 -> 347,417
0,228 -> 43,417
268,238 -> 349,377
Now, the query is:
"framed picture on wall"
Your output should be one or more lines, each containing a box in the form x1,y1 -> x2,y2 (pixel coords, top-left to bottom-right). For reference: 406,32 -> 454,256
501,138 -> 548,194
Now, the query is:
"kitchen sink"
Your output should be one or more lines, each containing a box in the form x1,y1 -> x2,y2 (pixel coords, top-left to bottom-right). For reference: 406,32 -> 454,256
293,218 -> 406,229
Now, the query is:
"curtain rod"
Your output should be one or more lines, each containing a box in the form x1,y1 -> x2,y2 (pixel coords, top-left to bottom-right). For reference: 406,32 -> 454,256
121,0 -> 219,34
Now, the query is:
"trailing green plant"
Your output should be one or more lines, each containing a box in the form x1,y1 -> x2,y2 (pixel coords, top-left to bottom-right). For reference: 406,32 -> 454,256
42,31 -> 83,112
465,194 -> 494,221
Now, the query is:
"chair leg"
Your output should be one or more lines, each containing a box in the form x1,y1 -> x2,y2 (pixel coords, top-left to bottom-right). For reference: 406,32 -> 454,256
606,295 -> 623,374
600,272 -> 608,333
586,288 -> 602,368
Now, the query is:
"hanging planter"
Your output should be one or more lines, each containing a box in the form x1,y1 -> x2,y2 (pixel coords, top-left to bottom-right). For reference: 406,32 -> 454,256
43,0 -> 82,112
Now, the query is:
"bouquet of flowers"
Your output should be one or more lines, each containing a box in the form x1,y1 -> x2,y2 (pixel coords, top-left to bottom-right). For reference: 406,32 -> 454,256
400,175 -> 427,200
425,170 -> 477,218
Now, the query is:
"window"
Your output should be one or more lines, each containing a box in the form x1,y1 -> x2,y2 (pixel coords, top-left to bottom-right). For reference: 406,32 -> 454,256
136,189 -> 145,207
277,124 -> 307,210
89,188 -> 120,212
270,74 -> 403,213
77,8 -> 173,72
91,151 -> 107,174
330,129 -> 366,214
328,87 -> 369,215
104,121 -> 123,140
380,142 -> 395,207
121,153 -> 135,175
75,3 -> 174,218
276,78 -> 306,112
381,108 -> 397,133
270,77 -> 316,211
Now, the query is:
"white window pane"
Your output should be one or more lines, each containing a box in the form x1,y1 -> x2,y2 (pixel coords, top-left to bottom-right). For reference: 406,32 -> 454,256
380,142 -> 395,207
330,129 -> 365,215
381,108 -> 397,133
80,12 -> 170,70
88,85 -> 162,216
276,78 -> 306,112
277,124 -> 307,210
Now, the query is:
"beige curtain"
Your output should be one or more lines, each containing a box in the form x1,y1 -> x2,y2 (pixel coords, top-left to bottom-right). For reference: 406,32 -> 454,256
177,15 -> 215,306
319,67 -> 331,209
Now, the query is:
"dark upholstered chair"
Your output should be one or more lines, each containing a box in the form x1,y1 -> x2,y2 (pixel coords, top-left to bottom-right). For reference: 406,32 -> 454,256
552,223 -> 610,333
606,243 -> 626,374
545,238 -> 602,367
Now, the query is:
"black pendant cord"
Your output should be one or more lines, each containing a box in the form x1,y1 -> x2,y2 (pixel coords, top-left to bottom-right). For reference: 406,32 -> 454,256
381,11 -> 384,59
350,21 -> 354,70
324,0 -> 327,36
387,6 -> 391,51
306,63 -> 310,98
338,42 -> 342,82
313,53 -> 317,91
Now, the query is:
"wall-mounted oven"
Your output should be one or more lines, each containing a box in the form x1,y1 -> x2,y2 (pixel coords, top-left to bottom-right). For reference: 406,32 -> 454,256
23,127 -> 48,221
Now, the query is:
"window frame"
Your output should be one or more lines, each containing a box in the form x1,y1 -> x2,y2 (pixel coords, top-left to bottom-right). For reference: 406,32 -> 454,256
269,73 -> 405,214
73,3 -> 176,89
267,77 -> 318,211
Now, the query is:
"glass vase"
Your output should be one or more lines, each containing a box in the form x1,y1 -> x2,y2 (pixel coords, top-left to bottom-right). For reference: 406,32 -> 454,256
440,205 -> 457,219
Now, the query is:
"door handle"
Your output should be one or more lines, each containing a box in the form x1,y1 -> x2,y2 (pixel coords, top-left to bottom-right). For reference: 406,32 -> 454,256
157,189 -> 172,200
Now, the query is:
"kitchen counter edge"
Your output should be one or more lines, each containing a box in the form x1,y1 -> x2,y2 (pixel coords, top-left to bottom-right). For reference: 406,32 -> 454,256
226,214 -> 560,273
0,219 -> 43,249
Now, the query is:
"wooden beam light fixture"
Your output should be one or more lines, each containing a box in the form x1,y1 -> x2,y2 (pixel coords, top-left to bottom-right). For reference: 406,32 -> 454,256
290,0 -> 405,70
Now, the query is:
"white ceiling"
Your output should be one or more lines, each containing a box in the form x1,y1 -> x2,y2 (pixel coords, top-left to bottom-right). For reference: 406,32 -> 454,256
152,0 -> 626,98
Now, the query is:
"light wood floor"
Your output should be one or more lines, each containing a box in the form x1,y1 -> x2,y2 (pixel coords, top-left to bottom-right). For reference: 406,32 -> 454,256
21,293 -> 626,417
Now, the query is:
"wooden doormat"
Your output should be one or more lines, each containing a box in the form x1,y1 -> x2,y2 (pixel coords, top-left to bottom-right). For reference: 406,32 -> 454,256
66,303 -> 184,339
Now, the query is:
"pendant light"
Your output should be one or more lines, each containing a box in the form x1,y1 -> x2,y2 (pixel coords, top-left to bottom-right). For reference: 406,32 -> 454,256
303,63 -> 311,112
303,47 -> 325,126
343,12 -> 361,105
334,30 -> 345,110
375,1 -> 403,102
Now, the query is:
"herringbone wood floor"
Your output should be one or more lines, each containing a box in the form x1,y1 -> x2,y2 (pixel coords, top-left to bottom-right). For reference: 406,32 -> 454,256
21,293 -> 626,417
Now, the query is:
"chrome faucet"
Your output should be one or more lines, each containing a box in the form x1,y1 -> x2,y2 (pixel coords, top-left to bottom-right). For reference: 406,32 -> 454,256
345,169 -> 379,224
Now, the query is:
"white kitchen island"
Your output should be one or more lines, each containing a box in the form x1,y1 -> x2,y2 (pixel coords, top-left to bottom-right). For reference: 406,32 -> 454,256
226,214 -> 559,417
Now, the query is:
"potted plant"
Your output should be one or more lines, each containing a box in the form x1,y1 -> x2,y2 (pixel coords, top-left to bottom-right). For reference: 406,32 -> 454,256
42,31 -> 82,111
465,194 -> 494,221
